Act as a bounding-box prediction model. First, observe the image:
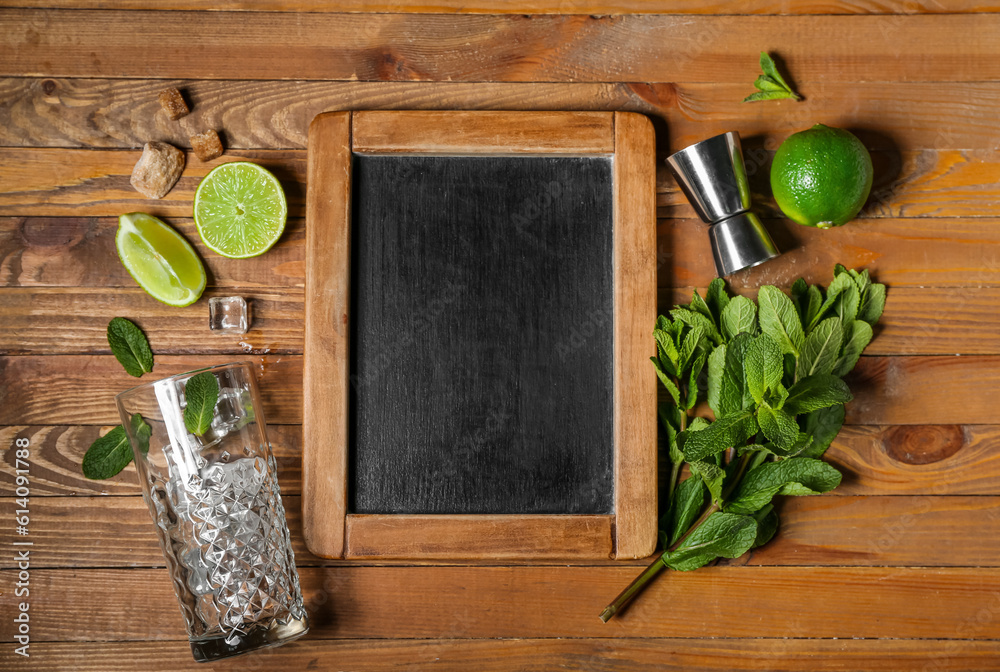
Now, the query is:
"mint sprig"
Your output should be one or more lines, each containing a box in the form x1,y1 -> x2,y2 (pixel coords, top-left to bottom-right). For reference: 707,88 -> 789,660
600,267 -> 885,622
743,52 -> 801,102
107,317 -> 154,377
183,371 -> 219,436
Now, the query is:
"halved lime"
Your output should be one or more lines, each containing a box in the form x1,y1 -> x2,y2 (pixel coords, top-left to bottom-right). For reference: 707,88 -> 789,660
116,212 -> 207,307
193,161 -> 287,259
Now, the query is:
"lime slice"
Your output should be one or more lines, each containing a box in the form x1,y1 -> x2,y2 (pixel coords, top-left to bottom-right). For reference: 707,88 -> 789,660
193,161 -> 287,259
116,213 -> 207,307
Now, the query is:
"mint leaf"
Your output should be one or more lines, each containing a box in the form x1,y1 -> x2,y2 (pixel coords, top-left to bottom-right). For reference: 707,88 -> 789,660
791,278 -> 809,325
833,320 -> 874,377
107,317 -> 153,378
756,405 -> 799,450
664,476 -> 707,547
82,425 -> 133,480
753,74 -> 786,92
131,413 -> 152,456
726,457 -> 842,515
678,325 -> 705,374
671,307 -> 723,347
706,344 -> 727,418
858,282 -> 887,325
758,286 -> 804,357
652,357 -> 681,406
752,504 -> 779,548
706,278 -> 730,327
681,409 -> 757,462
183,371 -> 219,436
663,512 -> 758,571
719,333 -> 753,416
686,350 -> 708,411
796,317 -> 844,381
689,459 -> 726,507
759,52 -> 799,98
743,90 -> 799,103
654,328 -> 679,377
808,272 -> 854,332
784,374 -> 853,415
834,282 -> 861,333
745,333 -> 782,405
852,268 -> 872,296
758,432 -> 814,459
689,289 -> 714,324
720,295 -> 758,341
799,404 -> 845,459
659,404 -> 683,468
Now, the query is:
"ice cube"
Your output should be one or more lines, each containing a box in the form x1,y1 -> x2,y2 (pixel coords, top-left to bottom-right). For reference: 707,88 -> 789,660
208,296 -> 250,335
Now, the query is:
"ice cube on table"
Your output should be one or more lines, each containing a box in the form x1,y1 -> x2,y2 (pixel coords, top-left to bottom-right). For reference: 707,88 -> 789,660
208,297 -> 250,334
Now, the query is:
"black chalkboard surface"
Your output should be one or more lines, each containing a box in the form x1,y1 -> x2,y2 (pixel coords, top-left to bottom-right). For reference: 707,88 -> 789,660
350,154 -> 615,515
303,110 -> 657,560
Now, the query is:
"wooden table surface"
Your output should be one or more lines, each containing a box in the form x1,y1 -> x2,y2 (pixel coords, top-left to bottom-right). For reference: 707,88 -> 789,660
2,3 -> 1000,670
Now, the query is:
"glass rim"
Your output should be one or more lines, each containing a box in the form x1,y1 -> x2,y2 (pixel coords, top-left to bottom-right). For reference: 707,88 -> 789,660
114,360 -> 256,403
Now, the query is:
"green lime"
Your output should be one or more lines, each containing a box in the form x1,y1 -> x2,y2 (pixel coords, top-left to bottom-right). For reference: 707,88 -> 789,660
770,124 -> 873,229
193,161 -> 287,259
116,212 -> 207,307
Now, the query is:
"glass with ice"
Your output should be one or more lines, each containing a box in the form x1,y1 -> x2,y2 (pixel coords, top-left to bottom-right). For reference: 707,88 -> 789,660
115,361 -> 308,662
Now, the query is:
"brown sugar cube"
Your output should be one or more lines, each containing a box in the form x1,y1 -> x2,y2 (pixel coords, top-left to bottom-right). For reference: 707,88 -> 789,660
158,87 -> 189,120
130,141 -> 186,199
190,130 -> 224,162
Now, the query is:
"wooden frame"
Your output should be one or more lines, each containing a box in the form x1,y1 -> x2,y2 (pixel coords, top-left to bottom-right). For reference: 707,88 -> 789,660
303,110 -> 657,560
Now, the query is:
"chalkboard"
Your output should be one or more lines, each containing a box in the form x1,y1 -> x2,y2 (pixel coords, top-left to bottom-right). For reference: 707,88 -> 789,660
303,110 -> 657,560
350,154 -> 615,515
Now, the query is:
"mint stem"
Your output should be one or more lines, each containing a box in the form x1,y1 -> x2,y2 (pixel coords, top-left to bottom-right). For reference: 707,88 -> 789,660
598,451 -> 753,622
599,554 -> 667,623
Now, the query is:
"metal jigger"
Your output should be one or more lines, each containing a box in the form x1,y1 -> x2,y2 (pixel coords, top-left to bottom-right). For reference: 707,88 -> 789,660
666,131 -> 780,276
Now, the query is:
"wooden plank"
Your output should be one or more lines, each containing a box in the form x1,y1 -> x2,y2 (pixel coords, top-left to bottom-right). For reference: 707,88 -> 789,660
4,79 -> 1000,152
9,495 -> 997,569
6,216 -> 1000,292
828,424 -> 1000,495
0,355 -> 303,425
3,1 -> 992,14
844,355 -> 1000,425
612,111 -> 658,559
3,11 -> 999,82
345,514 -> 613,560
302,112 -> 351,559
661,287 -> 1000,356
748,495 -> 1000,567
659,217 -> 1000,290
3,638 -> 1000,672
9,424 -> 1000,498
5,566 -> 1000,640
658,148 -> 1000,220
5,354 -> 1000,427
0,425 -> 302,496
7,289 -> 1000,360
0,287 -> 304,355
5,147 -> 998,219
0,216 -> 304,289
0,495 -> 318,569
0,148 -> 306,218
353,110 -> 614,154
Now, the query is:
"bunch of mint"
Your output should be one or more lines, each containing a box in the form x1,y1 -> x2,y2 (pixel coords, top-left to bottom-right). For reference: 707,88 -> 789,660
600,265 -> 885,621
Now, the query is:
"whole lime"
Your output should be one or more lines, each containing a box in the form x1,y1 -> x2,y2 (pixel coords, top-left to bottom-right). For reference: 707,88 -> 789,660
770,124 -> 873,229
